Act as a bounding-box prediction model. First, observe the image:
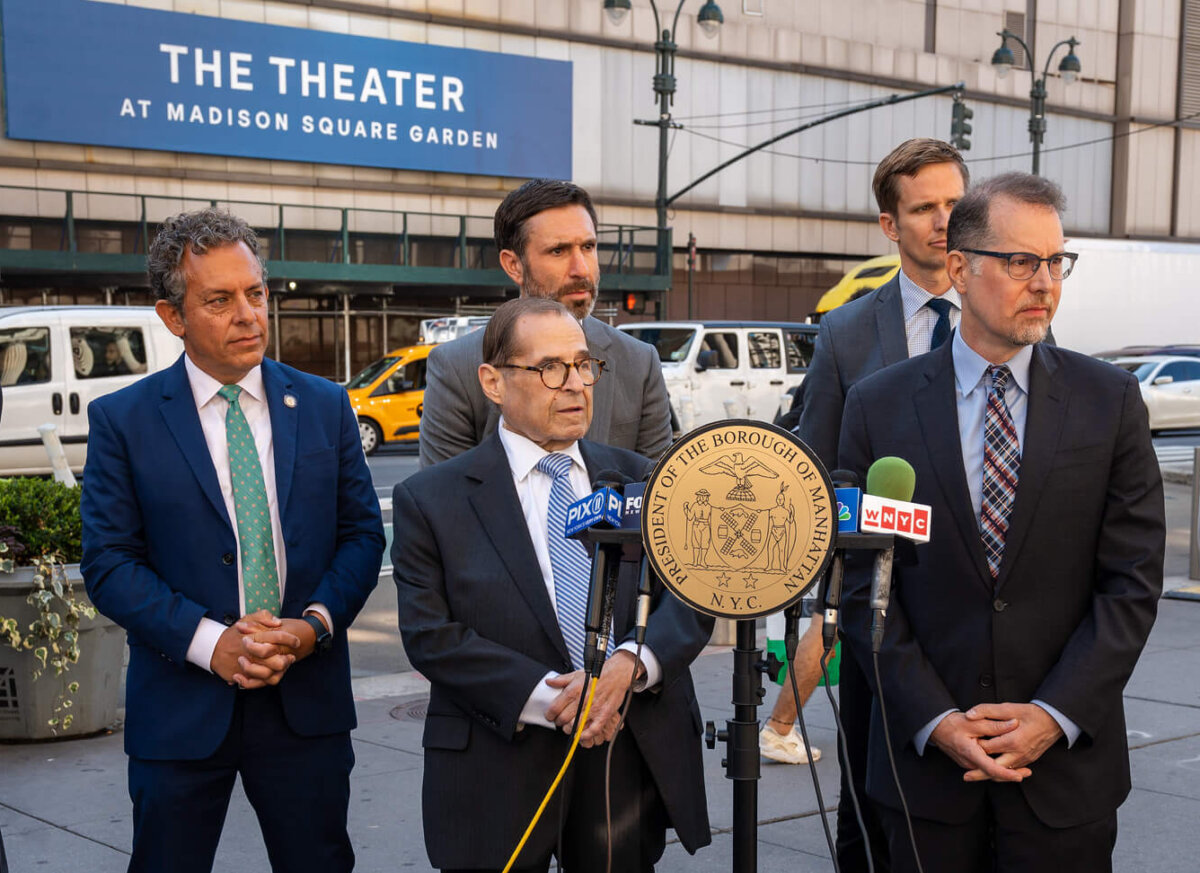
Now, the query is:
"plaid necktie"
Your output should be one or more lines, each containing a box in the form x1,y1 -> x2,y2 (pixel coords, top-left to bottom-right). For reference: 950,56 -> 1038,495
218,385 -> 280,615
925,297 -> 954,351
979,365 -> 1020,580
536,453 -> 598,671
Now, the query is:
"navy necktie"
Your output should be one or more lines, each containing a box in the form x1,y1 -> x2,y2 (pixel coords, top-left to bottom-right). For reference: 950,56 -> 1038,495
926,297 -> 954,351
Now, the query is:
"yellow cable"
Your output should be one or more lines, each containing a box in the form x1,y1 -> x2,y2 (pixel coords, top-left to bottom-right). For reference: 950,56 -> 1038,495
501,675 -> 599,873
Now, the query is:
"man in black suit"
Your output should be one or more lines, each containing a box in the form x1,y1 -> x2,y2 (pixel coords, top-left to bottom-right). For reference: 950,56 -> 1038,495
838,172 -> 1163,872
393,296 -> 712,872
787,138 -> 969,868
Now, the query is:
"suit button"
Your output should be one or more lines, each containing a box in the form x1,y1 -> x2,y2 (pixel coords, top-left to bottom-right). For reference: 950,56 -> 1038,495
222,614 -> 235,626
979,673 -> 994,688
221,553 -> 234,566
993,598 -> 1008,612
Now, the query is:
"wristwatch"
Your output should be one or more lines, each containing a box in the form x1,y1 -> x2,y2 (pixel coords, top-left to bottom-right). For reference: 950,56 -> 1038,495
301,613 -> 332,654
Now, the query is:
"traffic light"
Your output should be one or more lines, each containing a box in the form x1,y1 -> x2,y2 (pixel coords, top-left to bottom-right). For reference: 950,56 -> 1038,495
951,95 -> 973,151
623,292 -> 646,315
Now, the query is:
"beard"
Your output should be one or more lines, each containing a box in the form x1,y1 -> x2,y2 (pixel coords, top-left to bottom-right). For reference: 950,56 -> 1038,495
522,267 -> 598,319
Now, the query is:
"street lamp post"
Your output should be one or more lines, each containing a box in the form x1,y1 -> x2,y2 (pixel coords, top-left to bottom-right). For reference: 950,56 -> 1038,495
605,0 -> 723,274
991,30 -> 1082,175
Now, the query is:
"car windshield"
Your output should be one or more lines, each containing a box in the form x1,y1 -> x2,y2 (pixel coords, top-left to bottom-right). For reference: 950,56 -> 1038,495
622,328 -> 697,363
347,356 -> 400,389
1114,361 -> 1159,383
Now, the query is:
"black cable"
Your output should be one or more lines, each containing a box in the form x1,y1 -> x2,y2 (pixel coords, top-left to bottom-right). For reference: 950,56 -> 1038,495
871,652 -> 925,873
787,652 -> 840,872
602,640 -> 645,873
818,644 -> 875,873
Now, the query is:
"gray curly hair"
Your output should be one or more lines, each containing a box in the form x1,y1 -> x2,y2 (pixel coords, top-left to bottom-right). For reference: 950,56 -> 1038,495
148,208 -> 266,309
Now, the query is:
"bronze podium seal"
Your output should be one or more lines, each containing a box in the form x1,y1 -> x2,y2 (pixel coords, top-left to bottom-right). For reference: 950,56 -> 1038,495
642,420 -> 836,619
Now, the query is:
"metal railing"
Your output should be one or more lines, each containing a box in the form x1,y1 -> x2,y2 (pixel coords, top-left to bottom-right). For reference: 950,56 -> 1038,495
0,184 -> 664,279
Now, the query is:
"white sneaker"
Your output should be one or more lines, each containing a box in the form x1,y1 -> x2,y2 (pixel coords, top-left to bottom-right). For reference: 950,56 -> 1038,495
759,724 -> 822,764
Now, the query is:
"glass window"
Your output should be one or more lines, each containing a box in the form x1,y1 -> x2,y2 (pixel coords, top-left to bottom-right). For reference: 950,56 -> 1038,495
620,327 -> 697,363
1159,362 -> 1190,382
372,359 -> 428,396
0,327 -> 51,386
699,332 -> 739,369
69,328 -> 148,379
347,356 -> 400,390
785,329 -> 817,373
748,332 -> 782,369
1178,361 -> 1200,382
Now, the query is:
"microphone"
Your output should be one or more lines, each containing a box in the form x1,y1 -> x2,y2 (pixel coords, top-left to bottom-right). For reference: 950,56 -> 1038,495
821,469 -> 860,652
865,457 -> 916,653
565,471 -> 633,676
617,478 -> 655,646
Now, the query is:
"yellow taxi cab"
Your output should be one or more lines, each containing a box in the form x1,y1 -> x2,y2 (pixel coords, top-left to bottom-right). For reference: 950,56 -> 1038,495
346,343 -> 436,455
813,253 -> 900,318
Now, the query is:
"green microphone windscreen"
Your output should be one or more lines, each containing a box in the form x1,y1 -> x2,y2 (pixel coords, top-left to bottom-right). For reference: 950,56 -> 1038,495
865,456 -> 916,502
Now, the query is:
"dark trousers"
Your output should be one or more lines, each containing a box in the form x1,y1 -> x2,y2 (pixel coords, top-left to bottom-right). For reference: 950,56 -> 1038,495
127,687 -> 354,873
836,637 -> 891,873
878,782 -> 1117,873
444,722 -> 668,873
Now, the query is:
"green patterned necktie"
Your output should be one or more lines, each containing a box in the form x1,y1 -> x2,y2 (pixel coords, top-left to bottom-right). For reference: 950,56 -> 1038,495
217,384 -> 280,615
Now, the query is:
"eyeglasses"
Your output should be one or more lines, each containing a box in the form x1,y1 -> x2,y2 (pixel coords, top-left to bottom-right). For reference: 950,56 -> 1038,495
960,248 -> 1079,280
499,356 -> 606,389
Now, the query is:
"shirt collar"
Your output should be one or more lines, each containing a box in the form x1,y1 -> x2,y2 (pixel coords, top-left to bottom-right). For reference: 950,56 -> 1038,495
497,418 -> 587,484
898,268 -> 961,321
951,330 -> 1034,399
183,354 -> 266,409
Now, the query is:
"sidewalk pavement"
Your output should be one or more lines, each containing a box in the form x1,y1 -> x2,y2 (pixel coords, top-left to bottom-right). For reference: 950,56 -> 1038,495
2,584 -> 1199,873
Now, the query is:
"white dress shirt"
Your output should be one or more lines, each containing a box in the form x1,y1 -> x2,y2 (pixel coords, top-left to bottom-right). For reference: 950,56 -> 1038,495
496,423 -> 661,730
181,355 -> 330,672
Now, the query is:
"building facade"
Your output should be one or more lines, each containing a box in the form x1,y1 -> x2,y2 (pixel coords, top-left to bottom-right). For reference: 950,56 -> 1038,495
0,0 -> 1195,378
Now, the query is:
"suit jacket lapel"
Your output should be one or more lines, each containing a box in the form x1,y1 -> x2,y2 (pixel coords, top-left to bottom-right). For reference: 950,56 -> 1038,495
584,317 -> 614,441
157,356 -> 231,528
913,344 -> 992,589
262,360 -> 298,520
875,277 -> 910,368
995,345 -> 1067,591
466,435 -> 571,664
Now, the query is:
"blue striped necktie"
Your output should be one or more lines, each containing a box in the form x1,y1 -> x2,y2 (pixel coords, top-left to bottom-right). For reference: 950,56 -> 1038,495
536,453 -> 596,671
979,365 -> 1020,580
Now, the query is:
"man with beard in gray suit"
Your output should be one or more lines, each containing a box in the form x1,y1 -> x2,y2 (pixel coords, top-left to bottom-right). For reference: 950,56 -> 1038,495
419,179 -> 672,467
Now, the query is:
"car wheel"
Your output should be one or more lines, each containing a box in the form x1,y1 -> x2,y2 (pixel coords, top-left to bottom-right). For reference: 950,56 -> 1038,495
359,417 -> 382,456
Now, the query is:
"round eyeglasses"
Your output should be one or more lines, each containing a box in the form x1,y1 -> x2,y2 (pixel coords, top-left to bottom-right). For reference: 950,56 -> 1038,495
960,248 -> 1078,280
499,357 -> 606,389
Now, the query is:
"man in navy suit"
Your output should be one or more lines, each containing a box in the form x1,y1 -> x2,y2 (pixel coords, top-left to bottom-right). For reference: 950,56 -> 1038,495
776,139 -> 969,869
393,297 -> 712,872
81,208 -> 385,873
838,173 -> 1163,872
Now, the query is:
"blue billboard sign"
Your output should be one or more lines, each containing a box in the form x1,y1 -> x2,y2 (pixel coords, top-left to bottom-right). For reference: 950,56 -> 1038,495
0,0 -> 572,178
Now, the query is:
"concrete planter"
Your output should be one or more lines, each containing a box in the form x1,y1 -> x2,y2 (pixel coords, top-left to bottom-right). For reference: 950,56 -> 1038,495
0,564 -> 125,740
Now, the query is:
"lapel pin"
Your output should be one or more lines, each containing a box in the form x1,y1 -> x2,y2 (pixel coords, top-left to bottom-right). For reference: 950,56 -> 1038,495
283,394 -> 298,408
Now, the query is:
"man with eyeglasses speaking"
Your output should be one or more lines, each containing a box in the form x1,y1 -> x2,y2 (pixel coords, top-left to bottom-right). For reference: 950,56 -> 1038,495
393,296 -> 713,872
836,172 -> 1164,873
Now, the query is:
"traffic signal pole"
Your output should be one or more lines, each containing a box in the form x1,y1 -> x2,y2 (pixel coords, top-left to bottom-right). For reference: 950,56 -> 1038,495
666,81 -> 966,209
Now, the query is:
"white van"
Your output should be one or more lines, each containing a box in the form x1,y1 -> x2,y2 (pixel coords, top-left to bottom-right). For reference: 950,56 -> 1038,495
0,306 -> 182,475
617,321 -> 818,431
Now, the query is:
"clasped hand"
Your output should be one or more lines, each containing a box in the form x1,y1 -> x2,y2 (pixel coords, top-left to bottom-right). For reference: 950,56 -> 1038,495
929,702 -> 1063,783
210,609 -> 323,690
542,650 -> 643,749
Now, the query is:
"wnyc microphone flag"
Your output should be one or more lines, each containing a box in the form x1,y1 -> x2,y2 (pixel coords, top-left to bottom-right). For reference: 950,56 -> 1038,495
859,494 -> 931,543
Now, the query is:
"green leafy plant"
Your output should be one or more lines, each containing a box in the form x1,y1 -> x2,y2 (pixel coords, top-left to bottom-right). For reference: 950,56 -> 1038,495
0,480 -> 93,733
0,477 -> 82,563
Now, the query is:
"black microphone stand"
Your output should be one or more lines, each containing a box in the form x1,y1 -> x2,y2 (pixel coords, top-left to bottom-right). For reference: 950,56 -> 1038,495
701,529 -> 894,873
